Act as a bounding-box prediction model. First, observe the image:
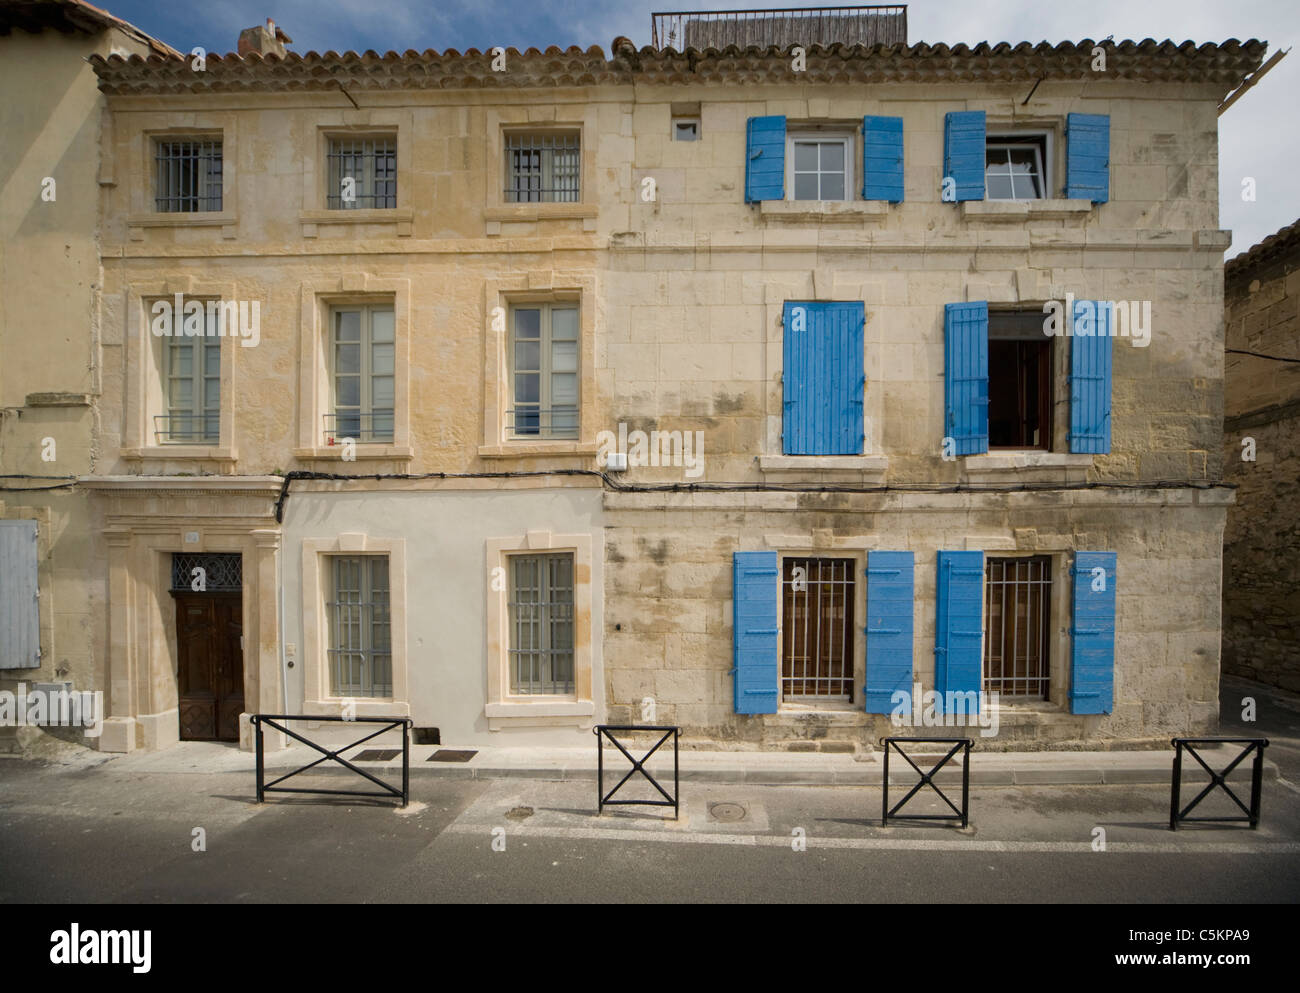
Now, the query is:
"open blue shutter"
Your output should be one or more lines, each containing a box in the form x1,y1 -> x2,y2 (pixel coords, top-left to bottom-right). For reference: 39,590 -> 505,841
935,551 -> 983,717
944,301 -> 989,455
864,551 -> 914,714
862,115 -> 904,202
1071,552 -> 1116,714
943,110 -> 985,201
783,301 -> 864,455
745,115 -> 786,203
1069,301 -> 1112,453
0,520 -> 41,669
1066,113 -> 1110,203
732,551 -> 778,714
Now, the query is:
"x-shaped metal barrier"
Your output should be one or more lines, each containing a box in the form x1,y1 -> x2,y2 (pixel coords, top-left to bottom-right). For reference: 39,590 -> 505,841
251,714 -> 412,807
595,725 -> 680,819
1169,737 -> 1268,830
881,736 -> 973,828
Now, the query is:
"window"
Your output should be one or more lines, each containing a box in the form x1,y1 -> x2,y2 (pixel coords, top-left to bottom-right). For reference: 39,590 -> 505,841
782,558 -> 855,700
327,136 -> 396,209
988,310 -> 1051,449
154,139 -> 222,212
508,553 -> 574,695
327,305 -> 394,444
327,555 -> 392,697
984,556 -> 1052,698
509,303 -> 578,439
504,132 -> 580,203
158,312 -> 220,444
788,134 -> 851,201
985,133 -> 1048,200
673,117 -> 700,141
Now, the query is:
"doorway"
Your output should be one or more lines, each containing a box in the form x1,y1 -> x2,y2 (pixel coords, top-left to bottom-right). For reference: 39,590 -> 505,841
175,593 -> 244,741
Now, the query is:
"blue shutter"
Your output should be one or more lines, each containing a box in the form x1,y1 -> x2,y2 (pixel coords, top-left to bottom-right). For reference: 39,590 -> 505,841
1071,552 -> 1116,714
745,115 -> 786,203
943,110 -> 985,201
0,520 -> 40,669
732,551 -> 778,714
1066,113 -> 1110,203
862,115 -> 904,203
1069,301 -> 1113,453
864,551 -> 914,714
943,301 -> 989,455
935,551 -> 983,717
783,301 -> 865,455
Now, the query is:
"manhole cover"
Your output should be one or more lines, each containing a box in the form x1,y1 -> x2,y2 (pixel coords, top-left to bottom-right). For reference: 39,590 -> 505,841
708,801 -> 748,823
506,806 -> 534,820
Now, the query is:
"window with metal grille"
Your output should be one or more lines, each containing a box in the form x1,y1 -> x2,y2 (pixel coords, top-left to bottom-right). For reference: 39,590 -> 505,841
157,306 -> 220,444
781,557 -> 855,700
154,139 -> 223,212
326,305 -> 394,444
327,555 -> 392,697
170,554 -> 242,592
983,556 -> 1052,697
508,553 -> 574,695
787,135 -> 851,201
326,136 -> 397,209
989,310 -> 1052,449
508,303 -> 578,439
504,132 -> 580,203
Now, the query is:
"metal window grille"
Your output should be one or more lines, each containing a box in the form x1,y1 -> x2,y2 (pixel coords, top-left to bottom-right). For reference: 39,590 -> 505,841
509,304 -> 579,440
505,133 -> 580,203
983,556 -> 1052,697
154,140 -> 223,212
328,556 -> 392,698
509,553 -> 575,695
171,554 -> 242,592
781,557 -> 855,700
327,306 -> 395,444
327,137 -> 397,209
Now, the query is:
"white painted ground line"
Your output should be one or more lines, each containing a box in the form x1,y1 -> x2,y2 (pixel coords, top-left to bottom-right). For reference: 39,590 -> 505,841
444,823 -> 1300,854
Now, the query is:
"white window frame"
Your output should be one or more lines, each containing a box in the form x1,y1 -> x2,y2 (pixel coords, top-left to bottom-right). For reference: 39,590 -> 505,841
985,130 -> 1052,201
326,304 -> 395,445
508,302 -> 580,440
786,133 -> 853,202
162,327 -> 221,445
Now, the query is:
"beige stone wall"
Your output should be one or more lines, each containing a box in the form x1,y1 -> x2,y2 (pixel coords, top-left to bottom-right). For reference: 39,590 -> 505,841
1222,239 -> 1300,691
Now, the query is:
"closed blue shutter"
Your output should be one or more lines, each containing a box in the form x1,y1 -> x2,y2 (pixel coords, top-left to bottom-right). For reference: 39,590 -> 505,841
783,301 -> 865,455
943,110 -> 985,201
1071,552 -> 1116,714
935,551 -> 983,717
864,551 -> 914,714
745,115 -> 786,203
732,551 -> 778,714
1066,113 -> 1110,203
0,520 -> 40,669
944,301 -> 989,455
862,115 -> 904,202
1069,301 -> 1113,453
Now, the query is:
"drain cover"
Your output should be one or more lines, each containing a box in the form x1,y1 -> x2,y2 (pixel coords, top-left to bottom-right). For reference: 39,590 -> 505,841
427,749 -> 477,763
708,801 -> 748,823
351,749 -> 400,761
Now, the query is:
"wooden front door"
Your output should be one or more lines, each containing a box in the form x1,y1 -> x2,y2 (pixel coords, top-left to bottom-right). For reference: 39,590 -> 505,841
175,593 -> 244,741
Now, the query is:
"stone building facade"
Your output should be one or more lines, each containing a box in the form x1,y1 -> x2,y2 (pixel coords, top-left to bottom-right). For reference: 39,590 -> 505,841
1222,220 -> 1300,693
3,6 -> 1269,753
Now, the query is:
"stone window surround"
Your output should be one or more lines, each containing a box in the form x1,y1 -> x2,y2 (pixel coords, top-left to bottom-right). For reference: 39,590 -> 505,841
479,273 -> 599,460
121,278 -> 240,467
484,106 -> 599,234
126,120 -> 238,240
484,530 -> 595,728
294,277 -> 414,461
298,115 -> 415,237
300,534 -> 409,718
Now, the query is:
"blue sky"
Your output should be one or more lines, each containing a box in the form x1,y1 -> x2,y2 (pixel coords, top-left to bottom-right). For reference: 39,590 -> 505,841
101,0 -> 1298,257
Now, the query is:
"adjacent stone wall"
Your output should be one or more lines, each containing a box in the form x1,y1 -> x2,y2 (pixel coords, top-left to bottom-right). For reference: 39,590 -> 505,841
1222,223 -> 1300,691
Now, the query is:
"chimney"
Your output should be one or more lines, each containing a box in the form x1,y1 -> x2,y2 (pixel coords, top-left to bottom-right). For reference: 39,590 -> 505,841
237,17 -> 292,58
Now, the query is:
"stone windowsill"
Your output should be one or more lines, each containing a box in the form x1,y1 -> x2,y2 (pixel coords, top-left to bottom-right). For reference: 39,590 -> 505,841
484,204 -> 598,222
303,699 -> 411,720
128,211 -> 237,228
293,445 -> 414,461
122,445 -> 237,463
299,208 -> 414,237
484,700 -> 594,719
26,392 -> 92,407
479,441 -> 599,459
964,452 -> 1093,470
960,199 -> 1094,222
758,454 -> 888,477
760,200 -> 889,222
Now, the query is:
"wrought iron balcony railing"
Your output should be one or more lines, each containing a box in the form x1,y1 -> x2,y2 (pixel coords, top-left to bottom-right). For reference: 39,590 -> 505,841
507,407 -> 579,440
323,411 -> 394,446
154,413 -> 219,445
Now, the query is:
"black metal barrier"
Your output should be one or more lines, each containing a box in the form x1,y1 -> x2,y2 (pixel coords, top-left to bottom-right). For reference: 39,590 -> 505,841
595,725 -> 680,819
880,736 -> 973,828
1170,737 -> 1268,830
251,713 -> 412,807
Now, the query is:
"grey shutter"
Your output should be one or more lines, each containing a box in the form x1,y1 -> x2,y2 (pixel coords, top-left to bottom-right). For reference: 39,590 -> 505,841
0,520 -> 40,669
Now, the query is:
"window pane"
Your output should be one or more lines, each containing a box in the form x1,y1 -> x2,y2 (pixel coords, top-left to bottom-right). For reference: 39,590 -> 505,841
171,343 -> 193,377
550,308 -> 578,340
515,373 -> 539,404
514,309 -> 541,339
335,311 -> 361,342
1013,172 -> 1043,199
336,376 -> 360,407
1008,148 -> 1037,173
551,339 -> 577,374
821,172 -> 845,201
820,142 -> 844,171
794,173 -> 819,200
203,343 -> 220,376
371,309 -> 394,343
371,375 -> 394,409
371,342 -> 394,376
551,372 -> 577,406
794,142 -> 818,171
335,342 -> 360,375
987,172 -> 1014,199
514,340 -> 540,372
